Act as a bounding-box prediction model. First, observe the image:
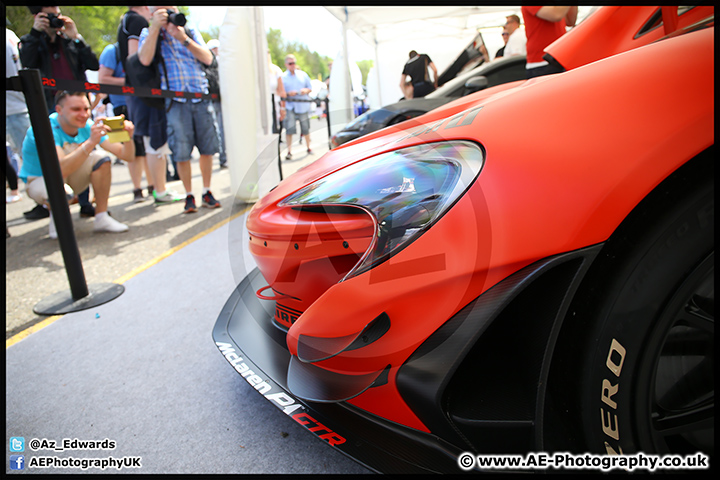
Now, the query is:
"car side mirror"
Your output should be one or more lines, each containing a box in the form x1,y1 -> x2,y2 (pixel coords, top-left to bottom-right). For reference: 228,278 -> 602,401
464,75 -> 489,94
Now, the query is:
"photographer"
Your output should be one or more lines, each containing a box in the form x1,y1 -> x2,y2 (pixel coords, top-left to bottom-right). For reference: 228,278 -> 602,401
19,6 -> 99,112
138,6 -> 221,214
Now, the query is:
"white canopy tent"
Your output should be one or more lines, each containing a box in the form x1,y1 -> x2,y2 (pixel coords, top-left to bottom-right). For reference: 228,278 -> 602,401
324,6 -> 522,119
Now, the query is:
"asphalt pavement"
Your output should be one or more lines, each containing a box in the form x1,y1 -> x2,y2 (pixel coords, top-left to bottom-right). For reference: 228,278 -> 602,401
6,117 -> 372,474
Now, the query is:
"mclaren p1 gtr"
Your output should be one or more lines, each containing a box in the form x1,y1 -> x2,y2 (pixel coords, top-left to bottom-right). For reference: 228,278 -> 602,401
214,7 -> 713,473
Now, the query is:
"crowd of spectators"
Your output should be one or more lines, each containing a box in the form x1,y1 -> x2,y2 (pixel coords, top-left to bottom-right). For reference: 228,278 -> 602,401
7,6 -> 577,239
6,5 -> 229,238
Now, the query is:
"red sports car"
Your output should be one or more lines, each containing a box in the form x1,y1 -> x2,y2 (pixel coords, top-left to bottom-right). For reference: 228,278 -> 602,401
214,7 -> 713,473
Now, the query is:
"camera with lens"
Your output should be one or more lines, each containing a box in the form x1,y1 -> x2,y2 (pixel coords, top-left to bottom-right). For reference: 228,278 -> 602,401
166,9 -> 187,27
46,12 -> 65,29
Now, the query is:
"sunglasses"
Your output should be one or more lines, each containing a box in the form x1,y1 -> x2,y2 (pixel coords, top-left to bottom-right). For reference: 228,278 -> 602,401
286,62 -> 296,65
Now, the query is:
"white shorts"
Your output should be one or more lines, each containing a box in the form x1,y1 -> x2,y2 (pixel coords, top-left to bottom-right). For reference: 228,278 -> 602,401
142,136 -> 172,156
25,149 -> 109,206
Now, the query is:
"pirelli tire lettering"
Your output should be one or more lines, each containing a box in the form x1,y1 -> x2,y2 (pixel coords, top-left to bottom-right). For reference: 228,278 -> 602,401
601,338 -> 626,455
216,342 -> 346,446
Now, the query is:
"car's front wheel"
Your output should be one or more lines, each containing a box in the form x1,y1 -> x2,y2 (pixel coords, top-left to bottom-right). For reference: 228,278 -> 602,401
557,154 -> 714,458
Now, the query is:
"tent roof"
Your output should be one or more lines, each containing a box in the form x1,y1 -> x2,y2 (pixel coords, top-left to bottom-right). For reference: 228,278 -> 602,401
325,6 -> 519,45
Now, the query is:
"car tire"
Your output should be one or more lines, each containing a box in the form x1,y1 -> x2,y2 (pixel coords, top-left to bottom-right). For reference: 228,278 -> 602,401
570,159 -> 714,457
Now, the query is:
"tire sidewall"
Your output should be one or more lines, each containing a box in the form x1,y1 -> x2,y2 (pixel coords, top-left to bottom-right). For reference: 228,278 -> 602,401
581,186 -> 713,455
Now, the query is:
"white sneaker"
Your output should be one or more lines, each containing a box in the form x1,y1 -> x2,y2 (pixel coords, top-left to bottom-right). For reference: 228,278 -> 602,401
93,213 -> 129,233
153,189 -> 184,205
48,213 -> 57,239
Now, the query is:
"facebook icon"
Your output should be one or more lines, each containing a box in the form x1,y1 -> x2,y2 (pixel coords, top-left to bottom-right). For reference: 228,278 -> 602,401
10,455 -> 25,470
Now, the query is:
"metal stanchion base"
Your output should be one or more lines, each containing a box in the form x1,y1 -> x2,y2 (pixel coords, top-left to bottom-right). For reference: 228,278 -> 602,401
33,283 -> 125,315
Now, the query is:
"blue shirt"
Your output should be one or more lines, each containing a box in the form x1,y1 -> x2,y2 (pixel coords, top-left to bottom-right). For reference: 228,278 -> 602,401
99,43 -> 126,107
138,24 -> 208,103
282,69 -> 313,114
20,112 -> 108,182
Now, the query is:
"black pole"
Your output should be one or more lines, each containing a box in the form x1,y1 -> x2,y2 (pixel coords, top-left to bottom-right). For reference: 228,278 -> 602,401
10,70 -> 124,315
19,69 -> 89,300
325,97 -> 331,150
272,93 -> 283,181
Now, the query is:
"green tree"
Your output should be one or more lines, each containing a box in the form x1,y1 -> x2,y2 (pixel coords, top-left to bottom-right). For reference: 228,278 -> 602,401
356,59 -> 374,86
266,27 -> 332,80
5,5 -> 127,55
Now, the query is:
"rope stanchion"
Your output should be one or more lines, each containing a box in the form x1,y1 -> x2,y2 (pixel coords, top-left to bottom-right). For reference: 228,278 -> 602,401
8,70 -> 124,315
35,76 -> 219,101
6,74 -> 337,203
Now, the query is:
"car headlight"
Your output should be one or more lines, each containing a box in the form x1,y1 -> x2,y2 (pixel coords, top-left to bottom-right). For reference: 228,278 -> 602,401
279,141 -> 484,279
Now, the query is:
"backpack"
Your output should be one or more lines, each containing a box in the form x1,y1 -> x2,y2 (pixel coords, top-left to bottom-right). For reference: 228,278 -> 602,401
202,52 -> 220,95
120,13 -> 167,110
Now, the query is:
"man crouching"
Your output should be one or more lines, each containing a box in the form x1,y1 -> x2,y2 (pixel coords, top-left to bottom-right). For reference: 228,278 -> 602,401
20,91 -> 136,239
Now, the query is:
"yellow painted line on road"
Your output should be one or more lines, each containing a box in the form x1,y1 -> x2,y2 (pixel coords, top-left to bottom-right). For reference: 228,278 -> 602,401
6,205 -> 251,349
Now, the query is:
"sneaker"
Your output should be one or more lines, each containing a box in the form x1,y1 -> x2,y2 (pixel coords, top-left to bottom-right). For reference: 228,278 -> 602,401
202,190 -> 221,209
184,194 -> 198,214
93,214 -> 129,234
48,213 -> 57,239
24,204 -> 50,220
147,185 -> 154,197
153,189 -> 184,205
133,188 -> 145,203
6,194 -> 21,203
80,204 -> 95,218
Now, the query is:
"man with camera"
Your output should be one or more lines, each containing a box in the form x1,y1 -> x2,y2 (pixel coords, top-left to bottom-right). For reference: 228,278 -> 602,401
138,6 -> 221,214
19,91 -> 136,239
19,6 -> 99,112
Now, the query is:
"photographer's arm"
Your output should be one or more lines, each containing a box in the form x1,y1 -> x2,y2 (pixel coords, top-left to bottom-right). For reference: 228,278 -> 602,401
139,9 -> 166,67
98,66 -> 125,86
138,28 -> 160,67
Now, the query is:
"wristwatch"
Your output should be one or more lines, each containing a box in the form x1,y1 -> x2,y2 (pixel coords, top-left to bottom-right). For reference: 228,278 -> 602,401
183,37 -> 191,47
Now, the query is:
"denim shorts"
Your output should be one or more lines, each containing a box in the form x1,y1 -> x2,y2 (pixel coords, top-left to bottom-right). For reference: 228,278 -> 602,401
166,99 -> 219,162
284,109 -> 309,135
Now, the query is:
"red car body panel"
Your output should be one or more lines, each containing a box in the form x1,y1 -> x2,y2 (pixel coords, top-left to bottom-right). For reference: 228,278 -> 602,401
546,5 -> 715,71
245,26 -> 713,432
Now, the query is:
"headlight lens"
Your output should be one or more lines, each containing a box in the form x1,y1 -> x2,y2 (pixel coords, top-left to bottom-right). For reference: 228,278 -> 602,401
279,141 -> 484,278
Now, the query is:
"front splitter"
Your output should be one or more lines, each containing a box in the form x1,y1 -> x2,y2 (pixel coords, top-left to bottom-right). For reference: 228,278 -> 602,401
212,268 -> 471,474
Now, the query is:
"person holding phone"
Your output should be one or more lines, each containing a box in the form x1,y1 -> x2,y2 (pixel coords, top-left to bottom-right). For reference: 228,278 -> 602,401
19,91 -> 135,239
